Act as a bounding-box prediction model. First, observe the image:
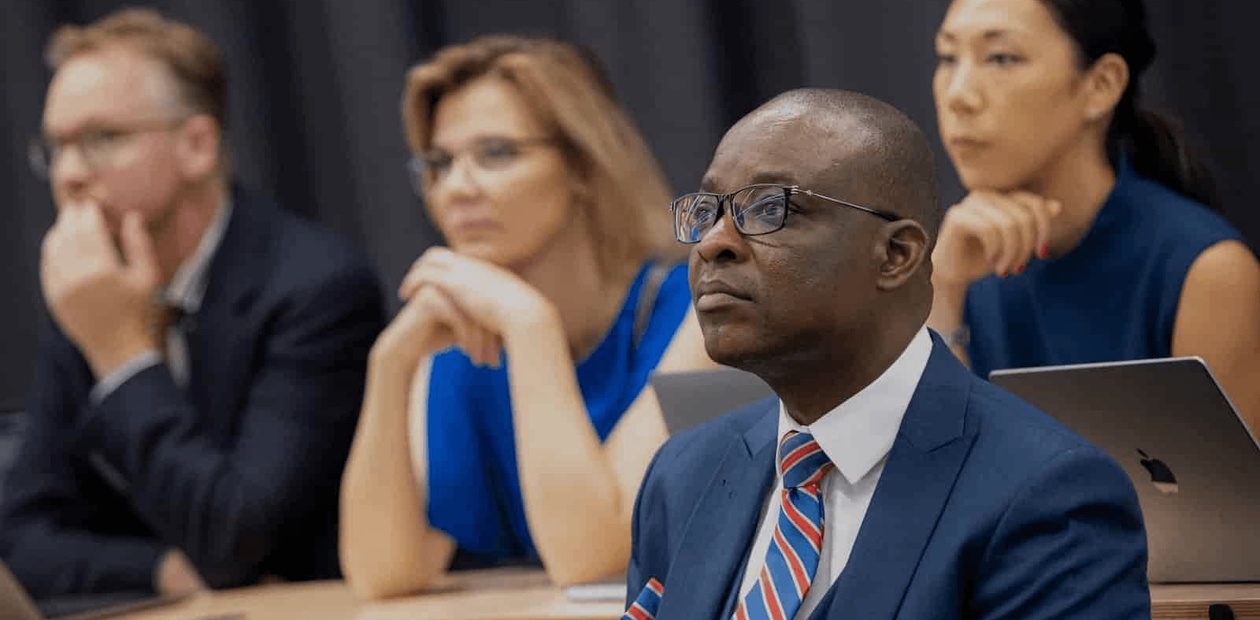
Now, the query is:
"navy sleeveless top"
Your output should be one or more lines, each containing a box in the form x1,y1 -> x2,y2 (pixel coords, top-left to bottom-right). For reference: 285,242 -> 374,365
419,261 -> 691,563
964,161 -> 1243,377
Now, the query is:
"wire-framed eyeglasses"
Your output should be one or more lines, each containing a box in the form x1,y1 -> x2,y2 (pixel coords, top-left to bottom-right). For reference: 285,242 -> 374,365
28,116 -> 189,180
670,183 -> 901,244
406,136 -> 557,195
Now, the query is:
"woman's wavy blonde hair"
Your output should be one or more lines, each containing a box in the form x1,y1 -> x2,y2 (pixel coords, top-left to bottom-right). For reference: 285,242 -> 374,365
402,35 -> 683,277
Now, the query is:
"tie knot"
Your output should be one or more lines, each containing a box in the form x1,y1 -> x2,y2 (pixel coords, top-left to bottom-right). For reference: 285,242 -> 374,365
778,431 -> 833,489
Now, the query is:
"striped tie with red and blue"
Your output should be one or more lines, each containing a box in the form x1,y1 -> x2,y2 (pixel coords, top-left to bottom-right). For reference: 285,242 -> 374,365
733,430 -> 834,620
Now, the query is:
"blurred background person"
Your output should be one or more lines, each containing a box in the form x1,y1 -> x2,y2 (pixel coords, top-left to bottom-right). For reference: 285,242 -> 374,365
339,35 -> 712,599
0,8 -> 384,599
927,0 -> 1260,429
4,2 -> 1257,456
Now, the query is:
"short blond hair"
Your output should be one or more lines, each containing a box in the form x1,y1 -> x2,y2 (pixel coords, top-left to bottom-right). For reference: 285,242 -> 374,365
403,35 -> 682,277
47,8 -> 227,131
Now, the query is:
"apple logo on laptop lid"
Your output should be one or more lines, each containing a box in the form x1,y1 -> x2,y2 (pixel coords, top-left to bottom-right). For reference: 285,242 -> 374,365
1138,449 -> 1179,494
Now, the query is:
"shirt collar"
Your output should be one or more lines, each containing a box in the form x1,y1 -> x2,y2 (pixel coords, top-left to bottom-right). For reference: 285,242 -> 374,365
161,200 -> 233,313
776,326 -> 933,485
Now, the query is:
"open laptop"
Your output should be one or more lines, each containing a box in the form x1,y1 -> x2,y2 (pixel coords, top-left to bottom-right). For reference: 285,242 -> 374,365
650,367 -> 775,435
989,356 -> 1260,583
0,561 -> 183,620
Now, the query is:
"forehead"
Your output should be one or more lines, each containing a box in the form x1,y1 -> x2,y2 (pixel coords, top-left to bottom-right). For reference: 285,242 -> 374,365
43,46 -> 174,134
429,75 -> 547,148
938,0 -> 1061,41
702,110 -> 853,193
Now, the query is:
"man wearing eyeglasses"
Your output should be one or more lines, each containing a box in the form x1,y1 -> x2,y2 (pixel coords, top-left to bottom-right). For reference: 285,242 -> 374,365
1,9 -> 384,599
622,89 -> 1149,619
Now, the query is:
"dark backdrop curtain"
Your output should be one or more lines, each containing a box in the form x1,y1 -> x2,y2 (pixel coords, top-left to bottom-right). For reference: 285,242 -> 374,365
2,0 -> 1256,409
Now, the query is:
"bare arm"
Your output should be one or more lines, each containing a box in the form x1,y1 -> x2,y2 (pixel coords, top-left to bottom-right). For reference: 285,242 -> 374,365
928,276 -> 973,367
383,248 -> 713,586
340,286 -> 494,600
1171,240 -> 1260,435
505,307 -> 712,586
340,352 -> 454,600
928,192 -> 1061,368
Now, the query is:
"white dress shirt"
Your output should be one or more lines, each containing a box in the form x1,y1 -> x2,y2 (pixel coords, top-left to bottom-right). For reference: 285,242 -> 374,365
90,204 -> 233,400
736,326 -> 933,619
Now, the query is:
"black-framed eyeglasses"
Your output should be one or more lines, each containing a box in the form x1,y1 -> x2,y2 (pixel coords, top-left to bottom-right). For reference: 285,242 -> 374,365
407,135 -> 558,195
670,183 -> 901,244
28,116 -> 189,180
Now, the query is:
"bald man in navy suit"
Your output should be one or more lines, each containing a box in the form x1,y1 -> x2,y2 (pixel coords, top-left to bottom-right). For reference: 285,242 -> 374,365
625,89 -> 1149,619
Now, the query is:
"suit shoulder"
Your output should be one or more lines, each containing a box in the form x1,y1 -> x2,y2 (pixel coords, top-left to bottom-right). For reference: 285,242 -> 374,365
651,397 -> 774,475
261,208 -> 382,300
274,210 -> 374,272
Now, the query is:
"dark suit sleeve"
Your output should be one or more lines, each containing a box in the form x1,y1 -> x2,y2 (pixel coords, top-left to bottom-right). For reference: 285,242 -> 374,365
972,447 -> 1151,619
0,322 -> 167,596
627,435 -> 683,609
83,263 -> 380,589
626,446 -> 662,608
81,263 -> 381,589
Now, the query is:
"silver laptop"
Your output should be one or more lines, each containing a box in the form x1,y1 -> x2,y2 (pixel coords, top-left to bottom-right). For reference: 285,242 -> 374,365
0,560 -> 182,620
989,357 -> 1260,583
650,367 -> 775,435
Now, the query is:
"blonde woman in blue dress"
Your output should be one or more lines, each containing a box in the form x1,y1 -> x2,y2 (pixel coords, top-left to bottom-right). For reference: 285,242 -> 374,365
340,36 -> 712,599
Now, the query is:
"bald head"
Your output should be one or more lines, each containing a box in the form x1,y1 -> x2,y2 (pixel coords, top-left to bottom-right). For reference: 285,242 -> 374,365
690,88 -> 941,412
730,88 -> 941,237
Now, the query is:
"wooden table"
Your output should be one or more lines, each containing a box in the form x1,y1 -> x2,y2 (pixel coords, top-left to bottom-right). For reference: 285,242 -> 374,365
117,571 -> 1260,619
1152,583 -> 1260,619
120,568 -> 622,620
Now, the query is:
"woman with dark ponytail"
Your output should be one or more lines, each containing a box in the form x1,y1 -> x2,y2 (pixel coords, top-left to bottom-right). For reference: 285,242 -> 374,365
929,0 -> 1260,429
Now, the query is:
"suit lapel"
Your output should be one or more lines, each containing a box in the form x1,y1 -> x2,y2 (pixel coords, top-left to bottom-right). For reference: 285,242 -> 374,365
811,336 -> 978,620
186,186 -> 274,431
658,400 -> 778,620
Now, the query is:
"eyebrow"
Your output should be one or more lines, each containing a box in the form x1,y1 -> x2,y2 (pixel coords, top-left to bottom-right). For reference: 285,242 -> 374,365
42,121 -> 88,142
937,28 -> 1020,43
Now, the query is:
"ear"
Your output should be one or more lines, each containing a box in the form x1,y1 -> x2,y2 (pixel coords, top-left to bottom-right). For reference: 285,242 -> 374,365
874,219 -> 930,292
174,114 -> 222,180
1082,52 -> 1129,123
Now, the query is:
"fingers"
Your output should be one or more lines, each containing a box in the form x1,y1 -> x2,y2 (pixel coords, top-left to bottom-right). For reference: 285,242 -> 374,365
120,212 -> 161,290
943,204 -> 1004,267
951,191 -> 1059,277
1006,191 -> 1062,259
975,192 -> 1035,275
398,247 -> 457,301
40,202 -> 119,285
412,286 -> 500,367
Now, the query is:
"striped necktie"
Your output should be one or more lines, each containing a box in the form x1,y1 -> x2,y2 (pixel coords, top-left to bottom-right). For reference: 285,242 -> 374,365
733,430 -> 834,620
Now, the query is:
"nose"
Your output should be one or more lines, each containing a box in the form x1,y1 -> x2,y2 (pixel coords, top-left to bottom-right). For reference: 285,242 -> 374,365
50,144 -> 92,199
693,204 -> 747,265
940,60 -> 983,116
434,154 -> 483,202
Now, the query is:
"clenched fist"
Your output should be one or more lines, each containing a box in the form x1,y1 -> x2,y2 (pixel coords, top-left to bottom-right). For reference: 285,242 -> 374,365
40,201 -> 162,378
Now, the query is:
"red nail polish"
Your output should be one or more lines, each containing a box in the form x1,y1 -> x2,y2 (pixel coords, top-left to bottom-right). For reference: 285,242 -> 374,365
1015,264 -> 1025,274
998,270 -> 1008,278
1038,245 -> 1049,259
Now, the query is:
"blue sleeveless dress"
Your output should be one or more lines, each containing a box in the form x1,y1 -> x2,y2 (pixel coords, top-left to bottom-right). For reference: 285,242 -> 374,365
420,261 -> 691,563
964,161 -> 1244,377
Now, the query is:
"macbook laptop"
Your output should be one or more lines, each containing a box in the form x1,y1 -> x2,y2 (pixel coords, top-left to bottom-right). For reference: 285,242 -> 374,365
990,356 -> 1260,583
0,561 -> 183,620
650,367 -> 775,435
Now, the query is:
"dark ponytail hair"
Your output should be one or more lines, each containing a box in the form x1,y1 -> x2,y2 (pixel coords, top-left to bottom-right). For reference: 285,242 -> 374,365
1040,0 -> 1220,209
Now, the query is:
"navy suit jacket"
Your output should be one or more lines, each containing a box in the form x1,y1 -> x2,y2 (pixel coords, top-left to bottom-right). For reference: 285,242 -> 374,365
628,334 -> 1150,619
0,187 -> 386,597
